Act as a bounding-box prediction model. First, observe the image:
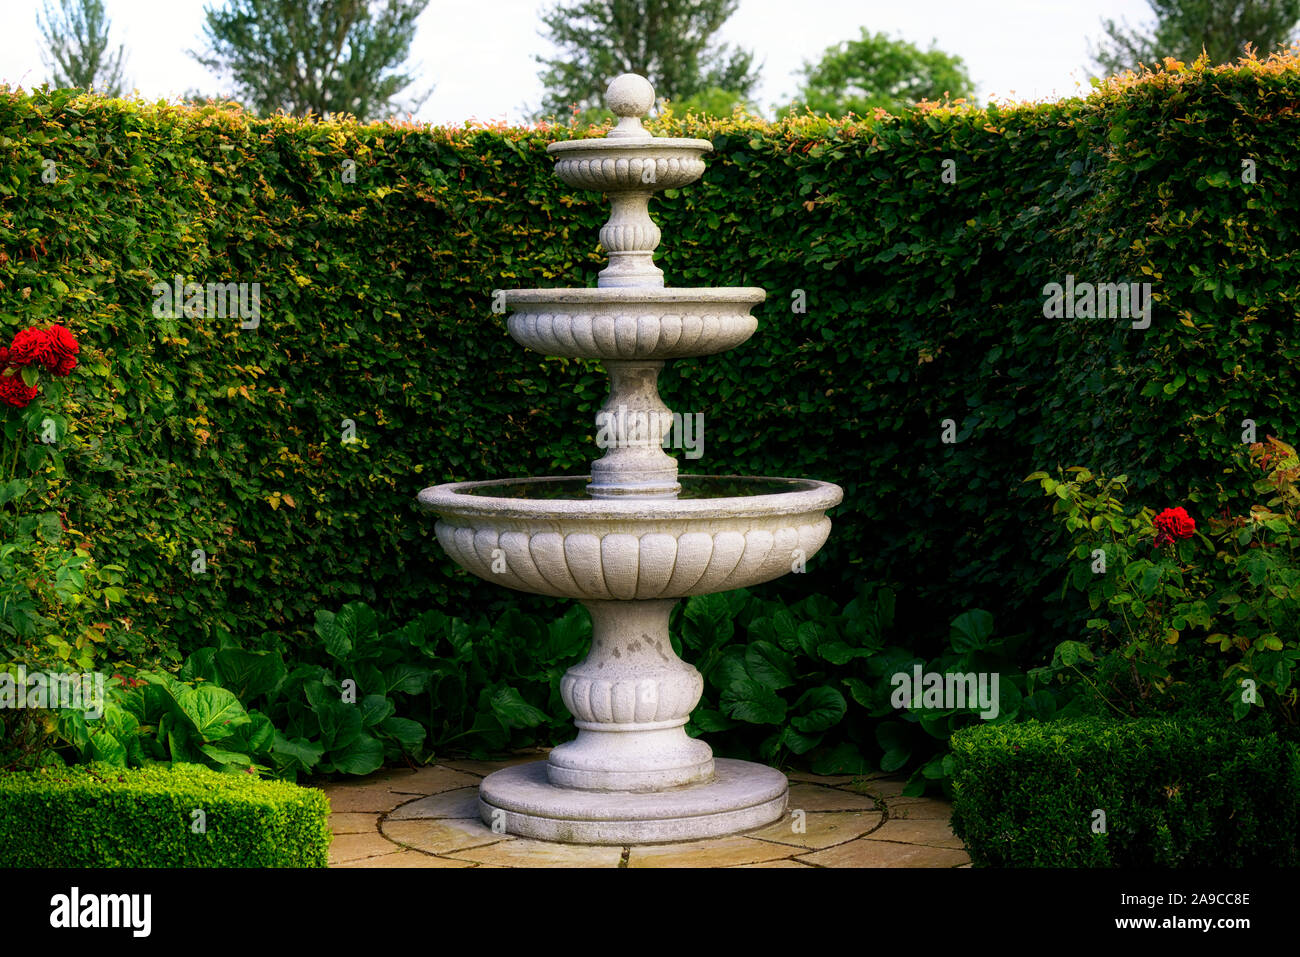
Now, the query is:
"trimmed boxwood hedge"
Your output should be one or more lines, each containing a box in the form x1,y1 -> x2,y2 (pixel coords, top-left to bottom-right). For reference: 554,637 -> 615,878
0,763 -> 331,867
2,53 -> 1298,662
948,716 -> 1300,867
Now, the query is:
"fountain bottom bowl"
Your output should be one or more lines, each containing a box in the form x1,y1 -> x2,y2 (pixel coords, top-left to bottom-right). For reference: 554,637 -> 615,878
478,757 -> 788,845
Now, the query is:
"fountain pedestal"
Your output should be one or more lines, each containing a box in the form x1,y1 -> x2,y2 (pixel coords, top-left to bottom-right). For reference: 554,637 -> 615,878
419,73 -> 842,844
481,599 -> 788,844
548,599 -> 712,791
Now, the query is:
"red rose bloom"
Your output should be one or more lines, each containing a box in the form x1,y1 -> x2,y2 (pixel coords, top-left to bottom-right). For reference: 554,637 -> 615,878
7,327 -> 54,366
1153,506 -> 1196,547
0,373 -> 38,408
44,323 -> 78,361
49,353 -> 77,377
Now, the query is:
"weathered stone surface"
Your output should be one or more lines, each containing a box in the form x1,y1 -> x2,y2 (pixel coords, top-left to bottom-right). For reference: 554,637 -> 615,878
387,787 -> 481,820
438,752 -> 549,777
628,836 -> 794,868
328,832 -> 404,865
786,782 -> 877,813
381,817 -> 506,856
479,758 -> 787,844
336,850 -> 476,868
321,785 -> 412,813
729,859 -> 815,868
798,839 -> 970,868
844,776 -> 910,800
328,812 -> 381,834
381,766 -> 482,795
746,810 -> 884,850
885,800 -> 954,822
785,771 -> 857,785
326,762 -> 971,867
860,818 -> 965,849
445,839 -> 624,868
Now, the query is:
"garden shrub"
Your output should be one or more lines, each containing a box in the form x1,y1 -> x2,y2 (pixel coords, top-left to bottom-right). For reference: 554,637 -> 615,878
1024,438 -> 1300,737
39,585 -> 1063,793
949,716 -> 1300,867
0,762 -> 330,867
1,55 -> 1298,707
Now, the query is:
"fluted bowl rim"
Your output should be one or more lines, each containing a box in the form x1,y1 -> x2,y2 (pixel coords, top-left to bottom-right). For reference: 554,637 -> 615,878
418,474 -> 843,522
547,137 -> 713,154
501,287 -> 766,307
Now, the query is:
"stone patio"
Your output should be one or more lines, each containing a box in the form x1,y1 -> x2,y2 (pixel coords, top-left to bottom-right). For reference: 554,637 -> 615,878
321,752 -> 972,868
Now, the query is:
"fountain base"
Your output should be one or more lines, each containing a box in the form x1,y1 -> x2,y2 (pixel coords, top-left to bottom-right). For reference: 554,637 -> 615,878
478,758 -> 788,844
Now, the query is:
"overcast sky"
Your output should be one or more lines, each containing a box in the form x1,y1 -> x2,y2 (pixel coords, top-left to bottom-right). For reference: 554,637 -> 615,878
1,0 -> 1160,123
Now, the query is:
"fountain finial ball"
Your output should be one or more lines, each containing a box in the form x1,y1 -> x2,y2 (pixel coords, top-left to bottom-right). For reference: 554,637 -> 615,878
606,73 -> 655,118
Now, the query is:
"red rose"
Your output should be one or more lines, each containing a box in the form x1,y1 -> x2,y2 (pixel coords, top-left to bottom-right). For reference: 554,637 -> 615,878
1154,506 -> 1196,546
7,327 -> 53,366
49,353 -> 77,377
44,323 -> 78,361
0,372 -> 38,408
0,346 -> 8,367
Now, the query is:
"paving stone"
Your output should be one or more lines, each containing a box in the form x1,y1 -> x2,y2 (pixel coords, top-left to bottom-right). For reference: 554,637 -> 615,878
329,812 -> 381,834
785,771 -> 857,785
860,818 -> 965,849
321,784 -> 413,813
381,766 -> 483,795
628,836 -> 796,868
336,850 -> 477,868
886,801 -> 954,822
729,858 -> 815,868
786,782 -> 877,813
799,839 -> 970,868
387,786 -> 481,820
746,810 -> 884,850
841,776 -> 911,800
445,839 -> 624,867
328,832 -> 403,865
439,752 -> 549,777
381,817 -> 507,855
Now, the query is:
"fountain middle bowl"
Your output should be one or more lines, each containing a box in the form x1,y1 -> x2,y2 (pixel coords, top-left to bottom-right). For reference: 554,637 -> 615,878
503,287 -> 765,360
418,474 -> 842,601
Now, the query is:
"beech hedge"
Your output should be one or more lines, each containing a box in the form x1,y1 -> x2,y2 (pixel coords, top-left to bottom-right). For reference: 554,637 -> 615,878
2,52 -> 1298,662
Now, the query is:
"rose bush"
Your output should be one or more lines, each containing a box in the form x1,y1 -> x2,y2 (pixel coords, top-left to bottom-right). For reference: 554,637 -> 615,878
1,322 -> 126,673
1026,445 -> 1300,734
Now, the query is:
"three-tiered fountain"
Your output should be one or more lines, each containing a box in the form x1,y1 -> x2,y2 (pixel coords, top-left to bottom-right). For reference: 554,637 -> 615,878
419,74 -> 843,844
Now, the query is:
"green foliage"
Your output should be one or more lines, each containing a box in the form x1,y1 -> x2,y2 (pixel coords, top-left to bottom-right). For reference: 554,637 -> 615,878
2,377 -> 131,671
1090,0 -> 1300,76
535,0 -> 758,117
1,54 -> 1299,669
1028,444 -> 1300,732
781,28 -> 976,117
0,762 -> 330,866
679,585 -> 1053,795
191,0 -> 431,118
949,716 -> 1300,866
28,586 -> 1045,792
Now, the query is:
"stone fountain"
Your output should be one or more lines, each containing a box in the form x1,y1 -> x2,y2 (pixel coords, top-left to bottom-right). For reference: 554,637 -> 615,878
418,74 -> 843,844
